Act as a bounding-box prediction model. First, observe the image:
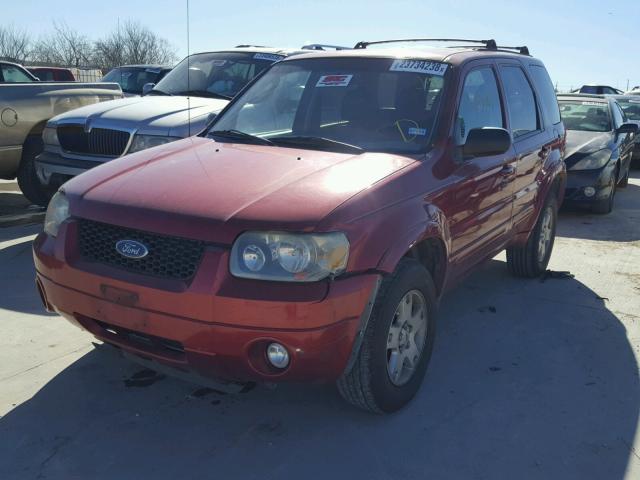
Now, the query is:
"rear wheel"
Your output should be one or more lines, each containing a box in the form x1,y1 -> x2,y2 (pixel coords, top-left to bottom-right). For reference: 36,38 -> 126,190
507,194 -> 558,278
16,136 -> 54,207
337,258 -> 437,414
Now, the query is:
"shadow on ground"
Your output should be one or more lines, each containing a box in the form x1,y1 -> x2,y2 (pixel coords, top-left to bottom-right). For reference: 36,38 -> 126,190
0,235 -> 54,317
1,259 -> 637,480
558,172 -> 640,242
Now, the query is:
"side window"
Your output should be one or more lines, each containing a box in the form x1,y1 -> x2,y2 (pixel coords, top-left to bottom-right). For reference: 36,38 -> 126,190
615,103 -> 627,123
500,66 -> 539,138
603,87 -> 617,95
1,65 -> 33,83
455,67 -> 504,145
529,65 -> 561,125
611,103 -> 624,129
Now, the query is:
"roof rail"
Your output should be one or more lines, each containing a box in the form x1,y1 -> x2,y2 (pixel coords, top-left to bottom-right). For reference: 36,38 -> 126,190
495,45 -> 530,55
353,38 -> 498,50
302,44 -> 351,51
235,44 -> 270,48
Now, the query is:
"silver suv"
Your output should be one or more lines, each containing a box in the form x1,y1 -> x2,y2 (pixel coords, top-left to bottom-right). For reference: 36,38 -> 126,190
35,47 -> 304,196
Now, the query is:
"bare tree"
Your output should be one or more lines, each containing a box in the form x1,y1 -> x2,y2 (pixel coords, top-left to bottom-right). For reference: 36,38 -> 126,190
94,21 -> 177,70
0,25 -> 31,63
30,21 -> 92,67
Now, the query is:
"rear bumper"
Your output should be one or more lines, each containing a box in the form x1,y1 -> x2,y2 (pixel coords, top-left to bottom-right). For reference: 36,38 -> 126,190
33,224 -> 378,383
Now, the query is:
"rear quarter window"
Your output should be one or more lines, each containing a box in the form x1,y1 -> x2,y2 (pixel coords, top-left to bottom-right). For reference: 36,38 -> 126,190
529,65 -> 562,126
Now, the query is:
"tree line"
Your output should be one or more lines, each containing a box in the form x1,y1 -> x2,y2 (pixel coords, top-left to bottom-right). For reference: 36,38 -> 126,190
0,21 -> 177,71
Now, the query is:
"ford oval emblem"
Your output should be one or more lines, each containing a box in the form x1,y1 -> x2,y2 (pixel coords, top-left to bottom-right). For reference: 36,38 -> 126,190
115,240 -> 149,259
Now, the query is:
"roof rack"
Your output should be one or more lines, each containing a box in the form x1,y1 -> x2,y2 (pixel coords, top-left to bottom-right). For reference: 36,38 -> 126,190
301,44 -> 351,51
354,38 -> 498,50
495,45 -> 530,55
353,38 -> 530,55
235,44 -> 270,48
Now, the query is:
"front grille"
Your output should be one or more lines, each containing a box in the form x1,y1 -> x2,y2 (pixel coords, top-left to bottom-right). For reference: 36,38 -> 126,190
58,125 -> 130,156
77,219 -> 205,281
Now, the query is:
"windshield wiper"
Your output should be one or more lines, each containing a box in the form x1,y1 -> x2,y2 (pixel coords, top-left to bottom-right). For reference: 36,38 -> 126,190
178,90 -> 232,100
146,88 -> 172,96
271,136 -> 364,154
208,129 -> 274,146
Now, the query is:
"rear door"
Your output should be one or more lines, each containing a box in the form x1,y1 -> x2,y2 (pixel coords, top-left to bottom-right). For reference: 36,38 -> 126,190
497,61 -> 557,232
448,61 -> 517,268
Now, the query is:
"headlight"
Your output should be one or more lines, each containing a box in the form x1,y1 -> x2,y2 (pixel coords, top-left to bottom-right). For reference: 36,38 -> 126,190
230,231 -> 349,282
128,134 -> 180,153
44,191 -> 70,237
570,149 -> 612,170
42,126 -> 59,146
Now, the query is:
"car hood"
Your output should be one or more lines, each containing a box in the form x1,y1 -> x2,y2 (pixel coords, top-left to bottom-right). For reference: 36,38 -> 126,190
49,95 -> 228,137
565,130 -> 612,158
66,137 -> 415,244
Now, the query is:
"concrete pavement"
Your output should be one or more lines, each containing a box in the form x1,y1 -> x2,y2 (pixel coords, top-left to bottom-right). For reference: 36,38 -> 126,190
0,174 -> 639,479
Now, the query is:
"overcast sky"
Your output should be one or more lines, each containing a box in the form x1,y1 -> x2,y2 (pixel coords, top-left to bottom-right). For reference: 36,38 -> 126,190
6,0 -> 640,90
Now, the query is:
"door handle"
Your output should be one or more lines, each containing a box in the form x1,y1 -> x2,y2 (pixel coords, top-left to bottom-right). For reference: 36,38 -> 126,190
500,164 -> 516,176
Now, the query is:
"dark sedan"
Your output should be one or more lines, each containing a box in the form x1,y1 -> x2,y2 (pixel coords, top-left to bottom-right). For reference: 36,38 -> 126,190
558,94 -> 637,213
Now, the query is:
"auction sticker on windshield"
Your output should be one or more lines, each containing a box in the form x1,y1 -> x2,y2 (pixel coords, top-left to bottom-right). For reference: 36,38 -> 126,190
253,53 -> 285,62
316,74 -> 353,87
390,59 -> 448,76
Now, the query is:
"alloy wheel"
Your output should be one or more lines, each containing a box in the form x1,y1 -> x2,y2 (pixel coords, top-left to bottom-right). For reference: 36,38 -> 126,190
386,290 -> 428,386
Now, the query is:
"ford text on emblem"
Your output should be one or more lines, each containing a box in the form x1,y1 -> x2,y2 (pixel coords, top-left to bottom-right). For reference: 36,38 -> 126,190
115,240 -> 149,259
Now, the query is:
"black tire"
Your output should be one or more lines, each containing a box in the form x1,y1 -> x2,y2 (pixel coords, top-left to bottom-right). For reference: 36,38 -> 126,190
16,135 -> 54,207
618,167 -> 629,188
337,258 -> 437,414
592,170 -> 617,214
507,194 -> 558,278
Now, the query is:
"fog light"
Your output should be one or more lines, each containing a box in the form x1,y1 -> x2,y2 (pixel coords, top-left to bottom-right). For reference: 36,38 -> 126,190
266,343 -> 289,369
584,186 -> 596,197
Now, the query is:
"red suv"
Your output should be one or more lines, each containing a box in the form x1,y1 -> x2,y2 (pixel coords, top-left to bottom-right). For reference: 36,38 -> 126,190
34,39 -> 566,413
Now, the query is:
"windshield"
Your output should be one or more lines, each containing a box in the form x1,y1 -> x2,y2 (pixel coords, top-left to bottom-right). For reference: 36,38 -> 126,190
559,101 -> 612,132
617,99 -> 640,120
102,67 -> 166,94
208,57 -> 447,154
155,52 -> 283,99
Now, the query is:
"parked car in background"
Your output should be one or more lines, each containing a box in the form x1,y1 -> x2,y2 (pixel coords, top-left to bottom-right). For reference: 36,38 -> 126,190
34,39 -> 566,413
574,85 -> 624,95
0,62 -> 122,205
70,68 -> 103,83
611,95 -> 640,166
0,60 -> 39,82
35,47 -> 307,200
558,94 -> 637,213
27,66 -> 75,82
101,65 -> 172,97
626,86 -> 640,95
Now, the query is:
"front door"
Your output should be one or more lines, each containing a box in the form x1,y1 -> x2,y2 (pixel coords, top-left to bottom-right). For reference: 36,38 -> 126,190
447,62 -> 517,271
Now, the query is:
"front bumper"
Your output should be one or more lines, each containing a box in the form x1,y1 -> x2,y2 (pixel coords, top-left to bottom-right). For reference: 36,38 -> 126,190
35,150 -> 114,185
33,222 -> 378,383
563,163 -> 615,205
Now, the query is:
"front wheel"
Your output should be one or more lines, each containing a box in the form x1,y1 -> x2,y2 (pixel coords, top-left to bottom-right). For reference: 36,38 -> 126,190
507,195 -> 558,278
337,259 -> 437,414
16,136 -> 54,207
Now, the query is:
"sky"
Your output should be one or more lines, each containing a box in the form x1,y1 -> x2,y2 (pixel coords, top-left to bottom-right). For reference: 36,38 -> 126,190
5,0 -> 640,91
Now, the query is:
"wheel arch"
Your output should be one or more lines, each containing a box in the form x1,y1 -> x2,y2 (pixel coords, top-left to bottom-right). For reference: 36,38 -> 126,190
375,204 -> 450,297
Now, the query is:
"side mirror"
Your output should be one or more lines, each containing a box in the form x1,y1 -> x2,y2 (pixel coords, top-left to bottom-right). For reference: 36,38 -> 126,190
463,128 -> 512,158
617,123 -> 639,135
142,82 -> 156,96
